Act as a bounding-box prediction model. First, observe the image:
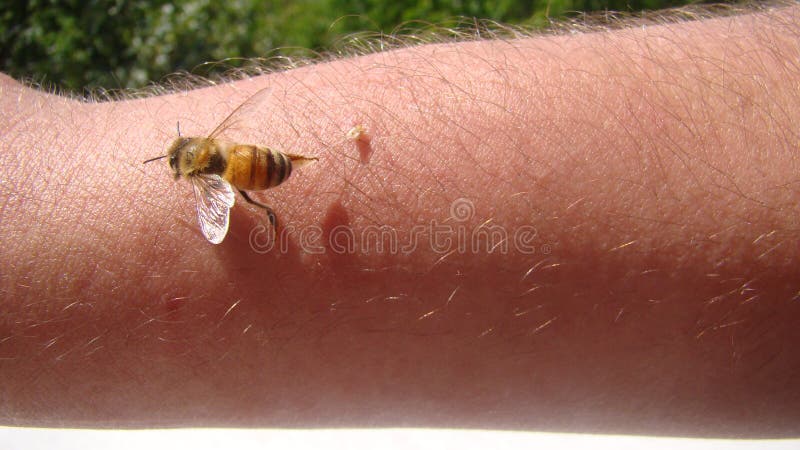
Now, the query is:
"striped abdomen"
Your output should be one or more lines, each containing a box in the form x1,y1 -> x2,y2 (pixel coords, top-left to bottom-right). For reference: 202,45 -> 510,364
222,144 -> 293,191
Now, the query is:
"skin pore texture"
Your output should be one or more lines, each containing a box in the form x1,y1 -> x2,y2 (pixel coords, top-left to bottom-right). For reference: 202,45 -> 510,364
1,5 -> 799,437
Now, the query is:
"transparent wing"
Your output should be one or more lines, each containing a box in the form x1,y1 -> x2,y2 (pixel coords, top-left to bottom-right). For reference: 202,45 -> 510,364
191,174 -> 235,244
207,86 -> 274,140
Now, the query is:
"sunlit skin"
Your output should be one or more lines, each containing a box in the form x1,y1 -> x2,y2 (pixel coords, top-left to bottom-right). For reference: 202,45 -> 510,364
1,5 -> 799,437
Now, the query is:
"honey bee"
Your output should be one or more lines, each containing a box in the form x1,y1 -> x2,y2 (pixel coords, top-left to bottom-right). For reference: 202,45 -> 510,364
144,89 -> 318,244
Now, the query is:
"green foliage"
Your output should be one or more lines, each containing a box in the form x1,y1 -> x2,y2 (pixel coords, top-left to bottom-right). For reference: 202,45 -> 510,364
1,0 -> 698,92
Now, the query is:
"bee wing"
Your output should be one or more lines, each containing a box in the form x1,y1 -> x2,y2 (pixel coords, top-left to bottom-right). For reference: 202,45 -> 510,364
191,174 -> 236,244
207,86 -> 274,140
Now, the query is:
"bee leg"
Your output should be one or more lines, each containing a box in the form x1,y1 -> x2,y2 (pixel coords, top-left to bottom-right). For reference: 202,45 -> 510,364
238,189 -> 278,229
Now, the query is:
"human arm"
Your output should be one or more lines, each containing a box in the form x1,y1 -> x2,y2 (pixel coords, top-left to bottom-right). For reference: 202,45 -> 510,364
1,5 -> 799,436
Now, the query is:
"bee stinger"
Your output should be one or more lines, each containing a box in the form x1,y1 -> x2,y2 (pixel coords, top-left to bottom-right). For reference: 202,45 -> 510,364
143,88 -> 318,244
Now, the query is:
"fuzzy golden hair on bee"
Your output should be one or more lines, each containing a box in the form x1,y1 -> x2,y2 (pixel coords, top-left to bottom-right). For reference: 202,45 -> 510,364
142,90 -> 318,244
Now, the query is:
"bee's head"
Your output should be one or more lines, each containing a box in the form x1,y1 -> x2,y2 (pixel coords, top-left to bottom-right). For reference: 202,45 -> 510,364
166,137 -> 196,179
143,122 -> 198,178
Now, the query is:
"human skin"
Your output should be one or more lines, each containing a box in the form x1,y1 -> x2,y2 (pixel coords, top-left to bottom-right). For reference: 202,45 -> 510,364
1,5 -> 799,437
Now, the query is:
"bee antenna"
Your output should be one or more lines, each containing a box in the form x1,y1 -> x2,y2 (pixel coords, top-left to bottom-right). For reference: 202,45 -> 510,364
143,155 -> 168,164
176,121 -> 181,137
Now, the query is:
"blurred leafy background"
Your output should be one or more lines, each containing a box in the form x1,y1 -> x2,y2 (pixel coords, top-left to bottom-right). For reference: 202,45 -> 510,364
1,0 -> 702,93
